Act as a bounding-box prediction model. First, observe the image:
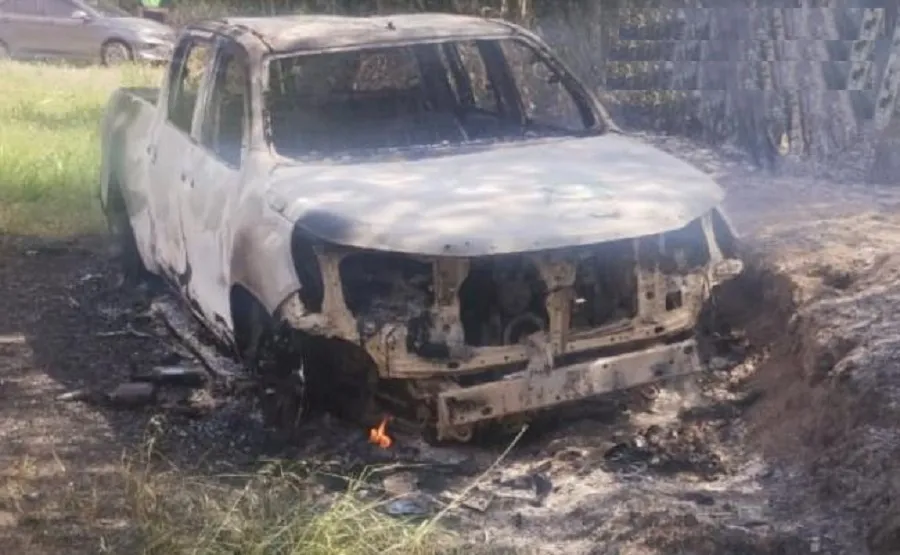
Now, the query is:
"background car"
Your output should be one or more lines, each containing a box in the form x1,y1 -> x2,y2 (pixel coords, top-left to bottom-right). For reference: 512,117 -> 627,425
0,0 -> 175,65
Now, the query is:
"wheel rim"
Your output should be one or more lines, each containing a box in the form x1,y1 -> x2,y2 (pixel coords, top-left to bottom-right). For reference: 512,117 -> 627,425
103,43 -> 130,65
263,360 -> 307,429
255,329 -> 310,430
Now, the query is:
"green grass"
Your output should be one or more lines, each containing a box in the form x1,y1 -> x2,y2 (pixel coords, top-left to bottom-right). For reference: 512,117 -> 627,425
0,61 -> 161,236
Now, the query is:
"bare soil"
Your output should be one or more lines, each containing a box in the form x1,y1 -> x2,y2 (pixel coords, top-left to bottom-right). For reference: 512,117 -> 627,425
0,235 -> 156,554
3,136 -> 900,554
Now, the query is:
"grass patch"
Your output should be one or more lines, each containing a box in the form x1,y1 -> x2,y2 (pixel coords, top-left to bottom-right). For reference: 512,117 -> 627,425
126,461 -> 453,555
120,417 -> 536,554
124,418 -> 461,555
0,61 -> 161,236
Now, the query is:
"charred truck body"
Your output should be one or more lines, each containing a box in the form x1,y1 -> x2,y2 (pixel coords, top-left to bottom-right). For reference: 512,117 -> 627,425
100,13 -> 744,442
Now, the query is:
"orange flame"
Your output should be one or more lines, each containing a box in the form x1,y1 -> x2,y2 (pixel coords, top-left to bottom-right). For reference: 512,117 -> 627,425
369,416 -> 393,449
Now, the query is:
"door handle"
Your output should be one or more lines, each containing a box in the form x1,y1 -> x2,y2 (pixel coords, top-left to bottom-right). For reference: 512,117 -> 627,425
146,144 -> 157,163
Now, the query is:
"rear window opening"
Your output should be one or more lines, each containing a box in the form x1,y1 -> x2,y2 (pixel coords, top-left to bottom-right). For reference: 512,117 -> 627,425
264,38 -> 601,159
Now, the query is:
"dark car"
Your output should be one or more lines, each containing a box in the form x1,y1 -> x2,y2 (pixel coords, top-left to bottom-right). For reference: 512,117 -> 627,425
0,0 -> 175,65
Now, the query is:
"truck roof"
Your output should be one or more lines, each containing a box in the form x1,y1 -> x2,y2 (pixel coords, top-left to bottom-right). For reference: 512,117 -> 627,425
202,13 -> 518,53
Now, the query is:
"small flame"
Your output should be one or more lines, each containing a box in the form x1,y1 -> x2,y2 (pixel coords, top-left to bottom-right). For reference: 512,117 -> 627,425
369,416 -> 393,449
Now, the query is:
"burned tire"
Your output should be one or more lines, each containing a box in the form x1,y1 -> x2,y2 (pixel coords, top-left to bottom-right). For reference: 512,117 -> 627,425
238,299 -> 319,432
256,327 -> 314,431
101,40 -> 132,66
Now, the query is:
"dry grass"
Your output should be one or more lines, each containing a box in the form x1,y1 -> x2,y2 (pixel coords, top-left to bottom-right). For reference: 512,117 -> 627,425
119,418 -> 534,554
0,61 -> 161,236
126,464 -> 451,555
0,417 -> 464,554
123,418 -> 462,555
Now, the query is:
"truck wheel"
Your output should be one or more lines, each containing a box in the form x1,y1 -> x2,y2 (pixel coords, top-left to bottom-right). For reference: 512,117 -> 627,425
101,41 -> 132,66
240,301 -> 318,433
257,333 -> 311,433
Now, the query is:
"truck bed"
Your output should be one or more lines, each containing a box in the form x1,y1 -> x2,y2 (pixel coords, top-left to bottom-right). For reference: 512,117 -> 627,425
99,85 -> 161,216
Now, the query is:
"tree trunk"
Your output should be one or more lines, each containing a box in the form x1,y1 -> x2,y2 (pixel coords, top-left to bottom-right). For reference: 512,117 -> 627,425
848,8 -> 884,123
849,8 -> 884,92
873,19 -> 900,132
870,17 -> 900,184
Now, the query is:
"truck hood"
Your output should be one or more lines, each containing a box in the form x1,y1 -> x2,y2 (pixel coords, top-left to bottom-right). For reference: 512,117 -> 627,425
266,134 -> 724,257
105,17 -> 175,40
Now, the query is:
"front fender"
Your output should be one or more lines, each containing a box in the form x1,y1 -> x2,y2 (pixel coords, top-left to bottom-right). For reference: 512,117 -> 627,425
228,201 -> 302,318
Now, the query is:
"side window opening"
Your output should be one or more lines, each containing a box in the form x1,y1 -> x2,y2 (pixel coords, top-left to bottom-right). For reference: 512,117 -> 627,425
43,0 -> 76,17
0,0 -> 40,15
499,40 -> 588,132
167,38 -> 212,135
414,45 -> 459,115
449,41 -> 500,115
200,46 -> 249,167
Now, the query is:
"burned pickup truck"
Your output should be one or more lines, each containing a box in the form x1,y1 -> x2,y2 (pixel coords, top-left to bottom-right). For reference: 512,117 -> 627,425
100,13 -> 743,442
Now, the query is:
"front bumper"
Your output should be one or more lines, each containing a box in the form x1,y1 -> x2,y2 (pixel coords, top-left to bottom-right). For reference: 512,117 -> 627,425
434,338 -> 700,440
135,43 -> 173,63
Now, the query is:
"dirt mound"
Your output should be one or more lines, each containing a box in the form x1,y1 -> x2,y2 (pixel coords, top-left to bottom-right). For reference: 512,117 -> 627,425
715,245 -> 900,555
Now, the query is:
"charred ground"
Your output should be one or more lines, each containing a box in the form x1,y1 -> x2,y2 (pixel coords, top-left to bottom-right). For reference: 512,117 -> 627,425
0,232 -> 787,554
3,136 -> 900,554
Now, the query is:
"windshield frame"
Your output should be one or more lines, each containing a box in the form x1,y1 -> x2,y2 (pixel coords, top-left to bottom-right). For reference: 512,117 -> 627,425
261,33 -> 612,161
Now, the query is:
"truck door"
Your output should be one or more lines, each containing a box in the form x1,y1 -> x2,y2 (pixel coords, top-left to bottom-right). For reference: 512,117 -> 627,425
176,37 -> 250,335
41,0 -> 100,61
145,31 -> 215,288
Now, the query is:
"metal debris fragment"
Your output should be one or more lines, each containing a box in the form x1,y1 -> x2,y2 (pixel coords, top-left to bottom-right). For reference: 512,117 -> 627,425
385,496 -> 430,516
151,297 -> 242,380
0,334 -> 26,345
107,382 -> 157,407
77,273 -> 103,283
133,365 -> 208,388
56,389 -> 93,402
96,324 -> 155,339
